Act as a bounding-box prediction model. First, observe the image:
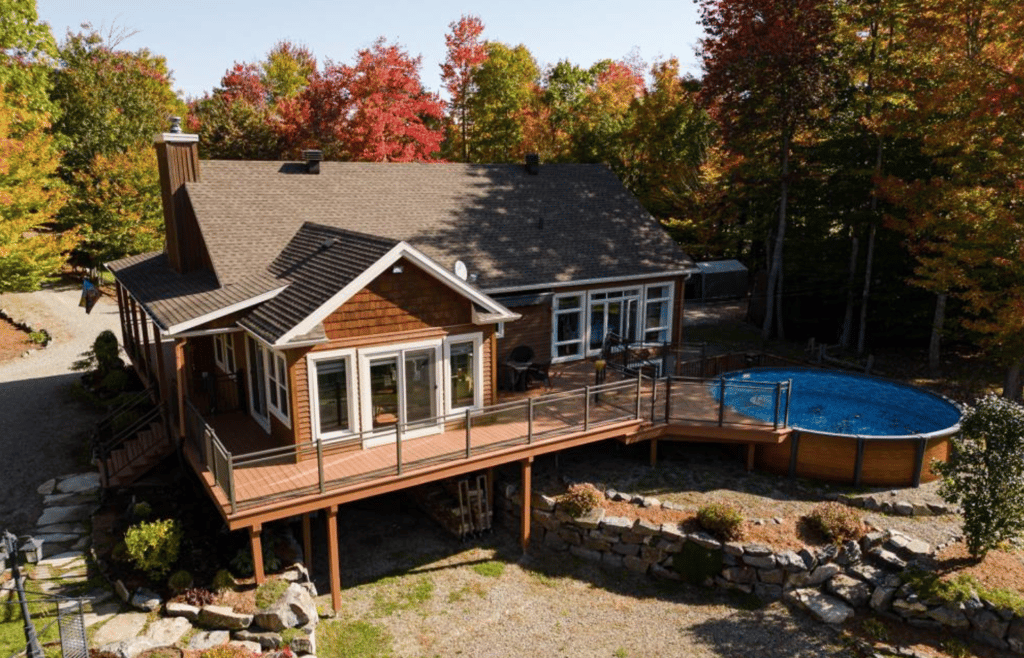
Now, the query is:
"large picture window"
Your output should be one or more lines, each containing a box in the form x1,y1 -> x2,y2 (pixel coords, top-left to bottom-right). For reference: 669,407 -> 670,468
444,333 -> 483,412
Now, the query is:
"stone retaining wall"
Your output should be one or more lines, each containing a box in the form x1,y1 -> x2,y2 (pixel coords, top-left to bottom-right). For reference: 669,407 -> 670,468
496,482 -> 1023,654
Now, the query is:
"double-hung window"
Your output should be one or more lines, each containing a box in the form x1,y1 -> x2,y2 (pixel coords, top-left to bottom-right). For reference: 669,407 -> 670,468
214,333 -> 236,373
552,293 -> 585,362
308,349 -> 356,441
643,284 -> 673,343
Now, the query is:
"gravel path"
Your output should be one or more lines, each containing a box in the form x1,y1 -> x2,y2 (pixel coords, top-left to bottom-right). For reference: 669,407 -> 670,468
0,285 -> 120,534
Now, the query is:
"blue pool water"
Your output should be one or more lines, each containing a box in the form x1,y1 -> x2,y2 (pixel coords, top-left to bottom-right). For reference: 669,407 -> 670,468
711,368 -> 961,437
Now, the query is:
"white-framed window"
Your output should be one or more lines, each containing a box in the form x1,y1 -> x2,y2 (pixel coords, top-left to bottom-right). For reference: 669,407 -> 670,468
214,333 -> 236,373
643,284 -> 673,343
307,349 -> 357,442
246,334 -> 290,430
444,333 -> 483,412
358,339 -> 443,447
587,287 -> 641,353
551,292 -> 585,362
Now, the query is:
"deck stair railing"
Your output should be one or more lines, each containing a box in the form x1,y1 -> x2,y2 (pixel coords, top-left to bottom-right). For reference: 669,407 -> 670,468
92,388 -> 166,487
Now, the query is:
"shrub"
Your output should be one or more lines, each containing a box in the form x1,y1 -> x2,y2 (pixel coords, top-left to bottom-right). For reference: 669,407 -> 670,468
934,394 -> 1024,558
123,519 -> 182,579
558,483 -> 603,518
167,569 -> 193,593
805,502 -> 863,543
211,569 -> 236,592
199,645 -> 256,658
696,502 -> 744,541
133,502 -> 153,519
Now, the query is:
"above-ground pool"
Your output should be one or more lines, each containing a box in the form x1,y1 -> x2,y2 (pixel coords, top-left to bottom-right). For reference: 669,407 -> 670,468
711,367 -> 962,486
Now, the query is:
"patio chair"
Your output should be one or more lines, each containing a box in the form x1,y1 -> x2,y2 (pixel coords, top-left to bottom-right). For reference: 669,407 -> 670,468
527,362 -> 553,390
509,344 -> 534,364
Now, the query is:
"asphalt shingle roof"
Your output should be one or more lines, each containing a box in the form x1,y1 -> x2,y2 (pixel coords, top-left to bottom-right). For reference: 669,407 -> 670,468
239,223 -> 398,344
106,252 -> 282,332
186,161 -> 694,292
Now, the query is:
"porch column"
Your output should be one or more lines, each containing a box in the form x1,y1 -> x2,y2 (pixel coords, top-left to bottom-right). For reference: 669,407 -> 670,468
326,505 -> 342,613
489,331 -> 498,405
649,438 -> 658,468
520,457 -> 532,552
175,339 -> 187,440
302,513 -> 313,571
115,281 -> 128,347
154,326 -> 168,403
746,444 -> 756,471
140,310 -> 153,383
249,525 -> 265,585
128,296 -> 141,360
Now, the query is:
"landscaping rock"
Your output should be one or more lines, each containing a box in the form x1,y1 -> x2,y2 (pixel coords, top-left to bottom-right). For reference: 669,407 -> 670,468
651,563 -> 681,581
776,550 -> 806,572
788,563 -> 840,589
281,562 -> 311,583
544,532 -> 568,550
641,496 -> 660,508
569,545 -> 601,562
743,554 -> 776,569
659,522 -> 685,541
199,605 -> 254,630
165,601 -> 201,621
532,493 -> 557,511
786,588 -> 855,625
894,501 -> 914,516
847,563 -> 887,587
826,574 -> 872,608
190,630 -> 232,650
611,542 -> 640,556
927,605 -> 970,630
623,555 -> 649,573
37,478 -> 57,495
886,531 -> 931,560
289,629 -> 316,654
632,519 -> 660,535
722,567 -> 756,585
754,582 -> 783,602
130,587 -> 162,612
892,598 -> 929,617
868,547 -> 907,570
55,472 -> 100,494
601,552 -> 623,568
797,548 -> 818,571
235,630 -> 284,650
973,610 -> 1010,642
98,638 -> 162,658
689,532 -> 722,550
1007,619 -> 1024,653
870,585 -> 897,612
91,612 -> 150,646
36,504 -> 98,527
601,516 -> 633,532
254,583 -> 318,631
723,541 -> 744,557
141,616 -> 192,646
532,510 -> 558,531
758,569 -> 785,585
743,544 -> 772,557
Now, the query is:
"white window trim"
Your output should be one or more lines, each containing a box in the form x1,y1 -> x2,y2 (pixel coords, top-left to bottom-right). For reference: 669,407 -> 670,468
444,333 -> 484,413
266,350 -> 291,428
358,339 -> 444,447
551,292 -> 585,363
586,286 -> 642,357
214,333 -> 237,373
642,283 -> 674,344
307,348 -> 358,444
551,282 -> 677,363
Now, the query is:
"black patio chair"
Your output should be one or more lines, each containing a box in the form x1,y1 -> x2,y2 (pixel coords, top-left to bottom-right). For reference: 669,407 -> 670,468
509,345 -> 535,364
527,362 -> 553,390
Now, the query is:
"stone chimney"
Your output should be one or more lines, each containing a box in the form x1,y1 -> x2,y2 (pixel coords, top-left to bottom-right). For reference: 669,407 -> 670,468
154,117 -> 202,273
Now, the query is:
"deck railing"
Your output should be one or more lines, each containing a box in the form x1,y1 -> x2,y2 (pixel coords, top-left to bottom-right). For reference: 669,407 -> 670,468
664,375 -> 792,430
188,370 -> 793,514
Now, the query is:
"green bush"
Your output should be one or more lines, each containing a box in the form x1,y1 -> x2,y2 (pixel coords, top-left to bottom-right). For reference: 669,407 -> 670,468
210,569 -> 236,592
167,570 -> 193,593
934,394 -> 1024,558
805,502 -> 863,543
696,502 -> 744,541
198,645 -> 256,658
133,502 -> 153,519
672,541 -> 723,585
558,483 -> 603,518
123,519 -> 182,580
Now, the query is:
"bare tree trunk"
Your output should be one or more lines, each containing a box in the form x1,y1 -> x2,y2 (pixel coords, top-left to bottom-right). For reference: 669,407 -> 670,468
1004,357 -> 1023,401
762,128 -> 791,342
928,292 -> 946,376
857,139 -> 883,355
840,230 -> 859,349
776,263 -> 785,340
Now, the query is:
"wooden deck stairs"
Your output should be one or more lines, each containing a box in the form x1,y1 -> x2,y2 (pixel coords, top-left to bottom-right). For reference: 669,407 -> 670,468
93,389 -> 175,488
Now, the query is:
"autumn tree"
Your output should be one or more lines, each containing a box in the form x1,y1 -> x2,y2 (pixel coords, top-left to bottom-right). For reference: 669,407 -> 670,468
188,62 -> 285,160
51,26 -> 183,264
261,40 -> 315,100
467,42 -> 540,162
698,0 -> 839,340
440,15 -> 486,161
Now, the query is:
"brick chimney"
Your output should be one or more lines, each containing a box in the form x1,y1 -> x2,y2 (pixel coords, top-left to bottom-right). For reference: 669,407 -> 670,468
154,117 -> 202,273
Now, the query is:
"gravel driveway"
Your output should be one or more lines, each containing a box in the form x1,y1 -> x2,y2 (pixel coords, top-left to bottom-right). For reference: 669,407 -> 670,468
0,284 -> 120,534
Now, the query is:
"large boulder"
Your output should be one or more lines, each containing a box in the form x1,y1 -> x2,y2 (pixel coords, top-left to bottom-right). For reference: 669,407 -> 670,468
785,588 -> 855,625
254,583 -> 319,632
199,605 -> 254,630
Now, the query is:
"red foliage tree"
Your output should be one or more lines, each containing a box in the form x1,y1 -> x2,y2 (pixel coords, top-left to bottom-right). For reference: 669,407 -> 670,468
440,15 -> 487,161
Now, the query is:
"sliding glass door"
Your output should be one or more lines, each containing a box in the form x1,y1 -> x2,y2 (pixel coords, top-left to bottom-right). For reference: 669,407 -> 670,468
361,343 -> 440,446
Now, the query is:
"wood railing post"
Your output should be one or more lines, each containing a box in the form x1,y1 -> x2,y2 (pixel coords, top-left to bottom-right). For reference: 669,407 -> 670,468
650,378 -> 658,422
317,439 -> 325,494
396,423 -> 403,475
527,398 -> 534,444
584,386 -> 590,432
465,409 -> 472,458
205,428 -> 214,474
718,377 -> 726,426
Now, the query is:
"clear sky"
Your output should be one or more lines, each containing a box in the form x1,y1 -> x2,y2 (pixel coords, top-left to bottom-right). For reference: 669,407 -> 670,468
36,0 -> 706,100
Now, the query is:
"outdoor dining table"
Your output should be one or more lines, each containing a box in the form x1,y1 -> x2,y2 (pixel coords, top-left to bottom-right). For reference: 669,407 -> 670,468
505,359 -> 532,391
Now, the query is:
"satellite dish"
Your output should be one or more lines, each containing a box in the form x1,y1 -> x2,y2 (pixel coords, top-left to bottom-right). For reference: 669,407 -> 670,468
454,260 -> 468,281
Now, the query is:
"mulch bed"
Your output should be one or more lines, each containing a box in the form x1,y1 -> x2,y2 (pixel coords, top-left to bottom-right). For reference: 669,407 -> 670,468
0,315 -> 34,362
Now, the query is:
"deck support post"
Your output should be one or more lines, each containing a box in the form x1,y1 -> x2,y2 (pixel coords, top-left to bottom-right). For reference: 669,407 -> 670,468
326,505 -> 342,613
302,513 -> 313,571
486,468 -> 494,515
746,443 -> 756,471
520,457 -> 532,553
249,525 -> 265,585
175,339 -> 187,440
649,438 -> 658,467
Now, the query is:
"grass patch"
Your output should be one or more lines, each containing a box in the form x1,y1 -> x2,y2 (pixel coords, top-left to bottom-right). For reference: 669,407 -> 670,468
447,582 -> 487,603
254,578 -> 289,609
528,571 -> 563,588
0,618 -> 61,656
471,560 -> 506,578
902,569 -> 1024,616
317,619 -> 393,658
370,575 -> 434,616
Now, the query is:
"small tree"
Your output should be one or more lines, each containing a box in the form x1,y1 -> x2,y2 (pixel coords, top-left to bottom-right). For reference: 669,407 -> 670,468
934,394 -> 1024,558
